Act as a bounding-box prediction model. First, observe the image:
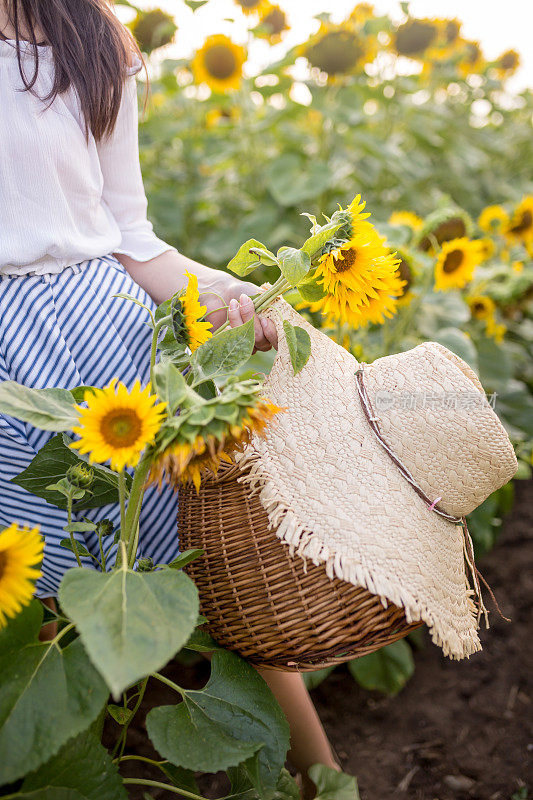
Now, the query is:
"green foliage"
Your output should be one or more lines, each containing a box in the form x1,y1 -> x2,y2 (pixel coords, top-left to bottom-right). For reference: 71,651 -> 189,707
191,319 -> 256,382
348,640 -> 415,696
18,730 -> 127,800
228,239 -> 268,277
0,603 -> 108,785
58,566 -> 199,697
146,650 -> 290,794
277,247 -> 312,286
0,383 -> 78,431
152,360 -> 188,414
309,764 -> 360,800
11,434 -> 130,510
282,321 -> 312,375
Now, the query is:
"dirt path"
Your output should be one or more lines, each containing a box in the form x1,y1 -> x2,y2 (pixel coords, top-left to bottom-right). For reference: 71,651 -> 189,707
111,479 -> 532,799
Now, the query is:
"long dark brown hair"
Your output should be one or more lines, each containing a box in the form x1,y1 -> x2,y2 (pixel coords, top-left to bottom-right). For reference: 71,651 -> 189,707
3,0 -> 142,139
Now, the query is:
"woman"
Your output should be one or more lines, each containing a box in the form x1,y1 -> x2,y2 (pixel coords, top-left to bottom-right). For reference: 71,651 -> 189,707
0,1 -> 340,796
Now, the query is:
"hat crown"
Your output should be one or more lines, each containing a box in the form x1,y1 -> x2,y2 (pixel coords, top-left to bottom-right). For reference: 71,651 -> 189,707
365,342 -> 517,517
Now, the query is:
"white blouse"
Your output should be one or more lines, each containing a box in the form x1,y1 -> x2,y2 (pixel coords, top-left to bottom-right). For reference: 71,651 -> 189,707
0,39 -> 173,276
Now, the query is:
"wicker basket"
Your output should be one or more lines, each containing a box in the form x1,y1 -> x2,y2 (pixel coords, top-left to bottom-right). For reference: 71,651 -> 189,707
178,461 -> 421,671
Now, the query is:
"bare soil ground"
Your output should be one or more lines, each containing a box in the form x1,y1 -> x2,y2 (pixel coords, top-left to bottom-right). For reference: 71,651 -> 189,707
109,479 -> 533,800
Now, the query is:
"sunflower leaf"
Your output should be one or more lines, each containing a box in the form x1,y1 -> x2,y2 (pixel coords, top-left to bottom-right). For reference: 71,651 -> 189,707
277,247 -> 311,286
282,322 -> 311,375
309,765 -> 360,800
227,239 -> 267,276
297,275 -> 327,303
58,566 -> 199,698
191,319 -> 255,382
166,549 -> 204,570
12,434 -> 130,511
152,361 -> 188,414
301,220 -> 344,260
0,602 -> 108,785
59,539 -> 92,559
0,382 -> 78,432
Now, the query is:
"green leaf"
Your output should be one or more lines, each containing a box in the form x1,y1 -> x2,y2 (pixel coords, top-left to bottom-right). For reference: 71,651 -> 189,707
21,730 -> 127,800
282,322 -> 312,375
63,522 -> 97,533
12,434 -> 130,511
106,704 -> 134,726
301,220 -> 344,259
348,640 -> 414,696
297,275 -> 327,303
249,246 -> 279,266
58,566 -> 199,698
184,626 -> 220,653
146,650 -> 290,791
152,360 -> 188,414
228,239 -> 268,277
159,764 -> 199,794
476,337 -> 512,393
302,666 -> 336,691
184,0 -> 208,10
266,155 -> 333,207
277,247 -> 311,287
0,383 -> 78,432
191,319 -> 255,382
0,602 -> 108,785
59,539 -> 92,559
167,549 -> 204,570
69,386 -> 95,403
4,789 -> 85,799
309,765 -> 360,800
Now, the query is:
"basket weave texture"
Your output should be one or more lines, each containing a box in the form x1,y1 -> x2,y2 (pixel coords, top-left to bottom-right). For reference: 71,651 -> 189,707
178,462 -> 421,671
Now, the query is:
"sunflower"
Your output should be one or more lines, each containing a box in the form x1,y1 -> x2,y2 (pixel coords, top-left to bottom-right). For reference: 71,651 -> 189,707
457,40 -> 484,77
71,380 -> 166,472
512,260 -> 524,274
150,388 -> 281,491
303,22 -> 369,77
349,3 -> 375,24
0,524 -> 43,629
389,211 -> 423,232
467,295 -> 495,320
191,35 -> 247,94
504,197 -> 533,246
314,225 -> 401,325
479,237 -> 496,262
129,8 -> 177,54
172,271 -> 213,351
393,19 -> 439,58
394,250 -> 415,305
478,205 -> 509,234
425,18 -> 462,62
417,207 -> 473,252
235,0 -> 271,15
434,238 -> 484,291
486,317 -> 506,343
493,49 -> 520,79
256,4 -> 289,44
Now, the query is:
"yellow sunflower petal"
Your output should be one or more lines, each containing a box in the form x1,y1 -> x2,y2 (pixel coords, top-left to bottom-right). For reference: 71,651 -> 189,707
0,523 -> 44,629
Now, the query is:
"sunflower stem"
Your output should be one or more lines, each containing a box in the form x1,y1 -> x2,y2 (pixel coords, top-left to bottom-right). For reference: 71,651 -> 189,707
212,276 -> 290,336
123,451 -> 152,567
66,493 -> 83,568
150,315 -> 172,388
118,470 -> 127,546
121,778 -> 208,800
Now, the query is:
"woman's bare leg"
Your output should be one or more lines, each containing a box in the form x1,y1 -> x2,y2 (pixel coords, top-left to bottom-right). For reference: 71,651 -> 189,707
38,597 -> 58,641
257,669 -> 340,799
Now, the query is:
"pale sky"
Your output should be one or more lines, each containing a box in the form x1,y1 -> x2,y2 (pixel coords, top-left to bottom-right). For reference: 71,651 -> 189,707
124,0 -> 533,90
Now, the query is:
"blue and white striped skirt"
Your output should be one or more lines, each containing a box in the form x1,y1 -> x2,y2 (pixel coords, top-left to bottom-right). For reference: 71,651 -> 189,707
0,255 -> 180,597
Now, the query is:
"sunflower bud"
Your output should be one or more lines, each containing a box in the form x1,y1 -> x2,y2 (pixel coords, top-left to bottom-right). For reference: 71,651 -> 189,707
137,556 -> 154,572
97,519 -> 115,538
66,464 -> 94,489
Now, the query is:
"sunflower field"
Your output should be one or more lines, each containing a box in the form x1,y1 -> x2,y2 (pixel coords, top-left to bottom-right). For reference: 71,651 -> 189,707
132,0 -> 533,535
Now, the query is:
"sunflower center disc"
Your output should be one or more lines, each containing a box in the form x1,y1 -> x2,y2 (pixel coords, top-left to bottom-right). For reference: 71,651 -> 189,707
511,210 -> 532,235
101,410 -> 142,448
334,248 -> 357,272
443,249 -> 464,273
205,45 -> 237,80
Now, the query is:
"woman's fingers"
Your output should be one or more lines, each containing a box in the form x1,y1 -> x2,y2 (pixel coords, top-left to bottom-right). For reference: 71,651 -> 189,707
227,295 -> 275,351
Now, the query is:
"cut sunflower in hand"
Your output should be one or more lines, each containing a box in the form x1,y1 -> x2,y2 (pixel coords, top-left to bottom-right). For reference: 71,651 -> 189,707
171,271 -> 213,352
71,380 -> 166,472
0,523 -> 44,628
149,379 -> 282,492
191,34 -> 247,93
312,223 -> 402,326
434,237 -> 484,291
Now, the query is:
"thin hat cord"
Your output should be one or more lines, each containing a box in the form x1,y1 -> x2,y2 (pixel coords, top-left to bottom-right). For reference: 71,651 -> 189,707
354,364 -> 504,628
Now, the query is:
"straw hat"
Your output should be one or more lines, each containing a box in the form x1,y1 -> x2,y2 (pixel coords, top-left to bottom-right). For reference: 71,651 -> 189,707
237,299 -> 517,659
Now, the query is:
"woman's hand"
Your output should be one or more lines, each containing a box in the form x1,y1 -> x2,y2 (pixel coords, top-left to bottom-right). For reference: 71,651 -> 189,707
201,277 -> 278,352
